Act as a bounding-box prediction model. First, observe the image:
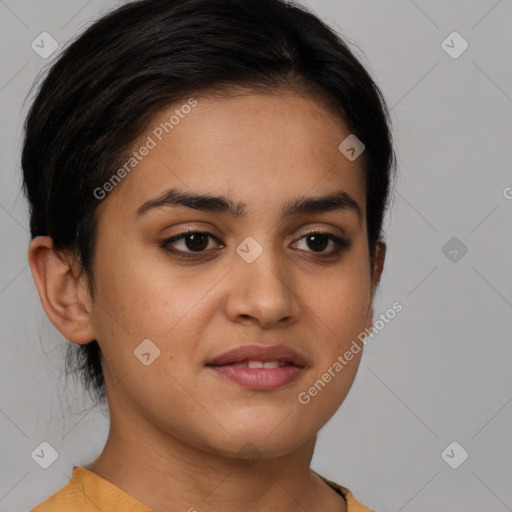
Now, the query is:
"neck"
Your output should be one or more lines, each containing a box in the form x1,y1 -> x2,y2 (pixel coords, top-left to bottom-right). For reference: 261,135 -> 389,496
88,404 -> 346,512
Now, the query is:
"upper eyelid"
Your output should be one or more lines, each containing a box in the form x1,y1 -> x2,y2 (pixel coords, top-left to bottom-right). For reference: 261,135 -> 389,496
160,230 -> 224,250
162,221 -> 349,240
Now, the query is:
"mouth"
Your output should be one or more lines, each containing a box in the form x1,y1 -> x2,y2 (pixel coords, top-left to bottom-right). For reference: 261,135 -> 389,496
206,344 -> 308,391
218,360 -> 297,368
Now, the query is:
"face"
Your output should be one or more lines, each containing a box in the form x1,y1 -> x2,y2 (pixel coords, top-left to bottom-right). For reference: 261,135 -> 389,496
84,88 -> 382,459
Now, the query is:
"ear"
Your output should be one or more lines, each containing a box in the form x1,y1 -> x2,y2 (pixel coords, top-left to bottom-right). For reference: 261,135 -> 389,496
364,241 -> 386,331
27,236 -> 95,345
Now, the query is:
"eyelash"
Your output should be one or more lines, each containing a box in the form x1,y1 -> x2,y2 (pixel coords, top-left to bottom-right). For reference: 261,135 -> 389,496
159,229 -> 352,260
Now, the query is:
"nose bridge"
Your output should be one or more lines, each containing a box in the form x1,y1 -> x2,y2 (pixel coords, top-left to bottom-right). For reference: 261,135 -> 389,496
225,233 -> 300,325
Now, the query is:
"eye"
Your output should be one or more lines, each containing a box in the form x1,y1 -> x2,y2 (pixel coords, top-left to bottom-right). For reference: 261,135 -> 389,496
160,229 -> 352,260
293,230 -> 352,258
160,230 -> 223,258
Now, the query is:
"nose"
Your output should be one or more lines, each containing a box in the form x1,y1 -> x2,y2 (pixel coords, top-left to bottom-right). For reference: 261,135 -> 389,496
223,242 -> 301,328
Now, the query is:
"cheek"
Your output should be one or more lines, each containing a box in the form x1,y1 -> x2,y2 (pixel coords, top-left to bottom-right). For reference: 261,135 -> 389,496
91,250 -> 223,378
308,266 -> 371,351
91,244 -> 184,336
297,278 -> 369,420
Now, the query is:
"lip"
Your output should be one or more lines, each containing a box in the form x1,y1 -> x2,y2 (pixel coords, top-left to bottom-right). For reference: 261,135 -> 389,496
206,344 -> 308,391
206,344 -> 308,367
208,365 -> 305,390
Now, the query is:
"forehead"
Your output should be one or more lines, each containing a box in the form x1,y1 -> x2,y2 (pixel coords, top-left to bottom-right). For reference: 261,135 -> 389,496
97,89 -> 366,224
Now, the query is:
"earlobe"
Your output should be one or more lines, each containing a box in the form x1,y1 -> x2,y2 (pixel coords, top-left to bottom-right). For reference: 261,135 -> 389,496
27,236 -> 95,345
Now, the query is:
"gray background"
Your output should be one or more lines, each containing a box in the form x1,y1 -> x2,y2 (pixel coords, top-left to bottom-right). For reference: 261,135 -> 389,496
1,1 -> 511,511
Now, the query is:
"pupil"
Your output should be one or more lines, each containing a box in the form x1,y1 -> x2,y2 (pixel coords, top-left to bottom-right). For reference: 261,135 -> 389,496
308,234 -> 328,251
186,233 -> 208,251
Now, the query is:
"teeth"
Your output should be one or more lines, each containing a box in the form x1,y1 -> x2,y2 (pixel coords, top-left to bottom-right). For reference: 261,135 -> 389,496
246,360 -> 280,369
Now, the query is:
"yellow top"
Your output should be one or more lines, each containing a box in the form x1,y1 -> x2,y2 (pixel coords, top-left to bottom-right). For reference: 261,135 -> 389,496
31,465 -> 374,512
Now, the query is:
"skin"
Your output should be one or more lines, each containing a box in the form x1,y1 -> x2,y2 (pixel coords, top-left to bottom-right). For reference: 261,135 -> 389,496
28,88 -> 385,512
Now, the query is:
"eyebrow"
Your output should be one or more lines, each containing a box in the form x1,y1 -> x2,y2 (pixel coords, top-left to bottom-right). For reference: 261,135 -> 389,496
136,187 -> 362,223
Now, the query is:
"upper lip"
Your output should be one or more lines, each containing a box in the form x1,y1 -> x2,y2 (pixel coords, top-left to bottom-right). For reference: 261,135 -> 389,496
207,344 -> 307,367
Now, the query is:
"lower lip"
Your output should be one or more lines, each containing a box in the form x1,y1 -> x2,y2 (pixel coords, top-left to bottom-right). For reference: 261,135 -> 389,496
208,365 -> 305,390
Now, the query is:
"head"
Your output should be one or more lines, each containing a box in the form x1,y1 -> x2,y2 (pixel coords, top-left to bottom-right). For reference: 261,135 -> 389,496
23,0 -> 395,459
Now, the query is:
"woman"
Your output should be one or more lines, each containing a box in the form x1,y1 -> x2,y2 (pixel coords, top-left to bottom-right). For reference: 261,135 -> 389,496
23,0 -> 395,510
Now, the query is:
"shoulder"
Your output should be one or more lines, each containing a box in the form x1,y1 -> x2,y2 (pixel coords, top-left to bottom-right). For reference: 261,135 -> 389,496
314,470 -> 376,512
30,466 -> 151,512
30,467 -> 85,512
